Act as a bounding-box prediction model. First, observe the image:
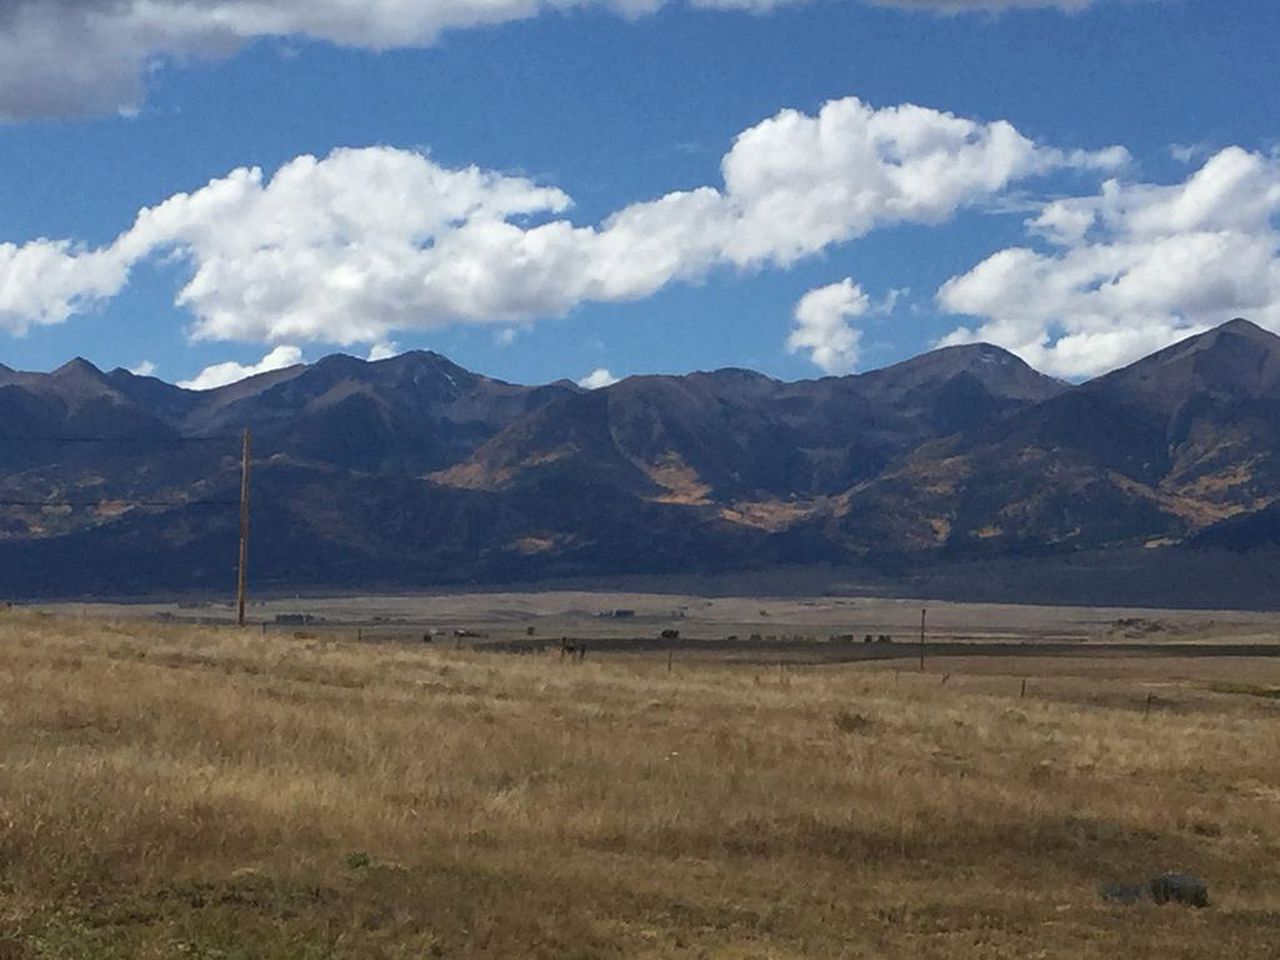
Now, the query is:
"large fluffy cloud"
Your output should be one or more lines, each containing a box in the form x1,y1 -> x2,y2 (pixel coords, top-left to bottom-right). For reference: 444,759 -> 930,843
938,147 -> 1280,378
0,97 -> 1123,351
0,0 -> 1110,120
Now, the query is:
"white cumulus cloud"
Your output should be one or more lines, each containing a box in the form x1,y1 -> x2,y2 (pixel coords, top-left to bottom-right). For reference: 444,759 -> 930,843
578,368 -> 621,389
0,238 -> 132,335
367,341 -> 401,361
0,97 -> 1124,356
788,278 -> 869,374
938,146 -> 1280,378
128,360 -> 158,377
178,344 -> 304,391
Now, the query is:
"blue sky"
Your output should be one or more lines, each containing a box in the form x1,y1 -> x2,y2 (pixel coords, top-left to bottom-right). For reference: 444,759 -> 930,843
1,0 -> 1278,389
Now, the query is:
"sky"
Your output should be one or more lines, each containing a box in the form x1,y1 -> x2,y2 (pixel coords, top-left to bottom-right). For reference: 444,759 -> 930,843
0,0 -> 1277,390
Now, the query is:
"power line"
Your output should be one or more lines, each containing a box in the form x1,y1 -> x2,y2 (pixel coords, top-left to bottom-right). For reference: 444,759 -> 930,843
1,436 -> 242,445
0,499 -> 238,508
1,434 -> 243,507
0,428 -> 256,623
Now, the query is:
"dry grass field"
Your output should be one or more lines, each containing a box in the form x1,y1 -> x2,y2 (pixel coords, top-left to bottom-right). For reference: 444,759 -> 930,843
2,606 -> 1280,958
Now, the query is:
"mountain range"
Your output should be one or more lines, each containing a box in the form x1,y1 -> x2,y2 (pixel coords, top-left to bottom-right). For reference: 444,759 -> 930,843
4,318 -> 1280,603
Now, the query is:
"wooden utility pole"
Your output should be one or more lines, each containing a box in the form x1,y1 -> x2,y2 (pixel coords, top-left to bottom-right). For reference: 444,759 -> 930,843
236,428 -> 252,627
919,607 -> 927,672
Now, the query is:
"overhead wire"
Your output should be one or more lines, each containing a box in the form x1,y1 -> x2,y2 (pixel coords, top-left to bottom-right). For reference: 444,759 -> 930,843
1,436 -> 242,444
0,434 -> 244,510
0,500 -> 238,508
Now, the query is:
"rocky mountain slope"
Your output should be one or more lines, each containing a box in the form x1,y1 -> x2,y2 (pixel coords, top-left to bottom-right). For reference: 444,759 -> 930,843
833,319 -> 1280,555
3,319 -> 1279,598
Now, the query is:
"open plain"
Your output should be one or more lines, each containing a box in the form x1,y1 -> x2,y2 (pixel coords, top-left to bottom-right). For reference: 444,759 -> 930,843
1,595 -> 1279,958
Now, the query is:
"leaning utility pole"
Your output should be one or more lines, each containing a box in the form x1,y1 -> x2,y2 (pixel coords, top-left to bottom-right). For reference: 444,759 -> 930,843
236,428 -> 252,627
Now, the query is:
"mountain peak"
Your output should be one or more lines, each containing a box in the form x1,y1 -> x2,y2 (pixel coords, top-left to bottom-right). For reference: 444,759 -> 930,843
858,340 -> 1066,405
1140,318 -> 1279,365
45,358 -> 120,399
383,348 -> 452,365
702,366 -> 780,384
1088,317 -> 1280,417
1169,317 -> 1280,358
312,353 -> 365,372
928,342 -> 1039,376
1216,317 -> 1271,338
51,356 -> 105,379
376,349 -> 484,391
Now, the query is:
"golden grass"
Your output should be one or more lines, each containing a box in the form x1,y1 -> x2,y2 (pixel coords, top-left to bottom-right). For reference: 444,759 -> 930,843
642,455 -> 713,506
718,500 -> 828,532
1,609 -> 1279,958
